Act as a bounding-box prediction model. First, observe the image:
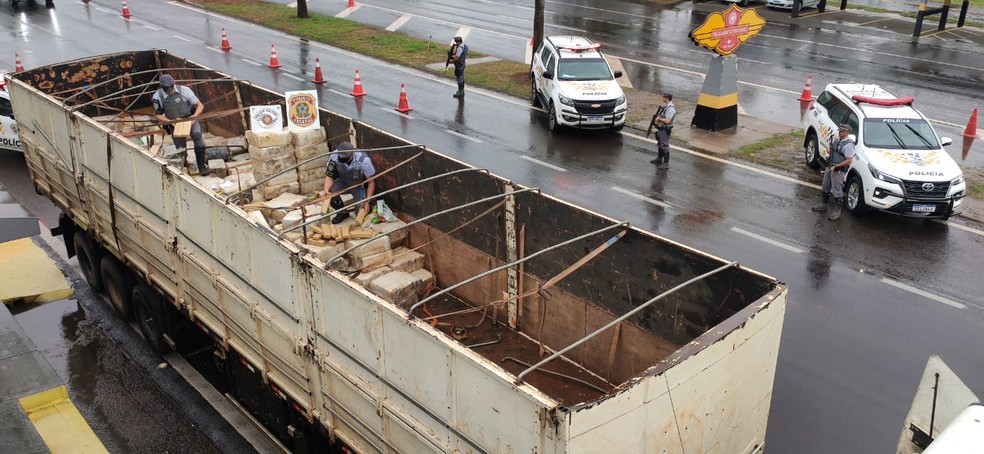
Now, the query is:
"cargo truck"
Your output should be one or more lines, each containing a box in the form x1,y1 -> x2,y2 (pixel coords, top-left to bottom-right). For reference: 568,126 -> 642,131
7,50 -> 788,453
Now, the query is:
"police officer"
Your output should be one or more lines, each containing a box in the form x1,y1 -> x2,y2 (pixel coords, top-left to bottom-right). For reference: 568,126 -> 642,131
321,142 -> 377,224
649,93 -> 676,170
152,74 -> 208,175
811,124 -> 856,220
451,36 -> 468,98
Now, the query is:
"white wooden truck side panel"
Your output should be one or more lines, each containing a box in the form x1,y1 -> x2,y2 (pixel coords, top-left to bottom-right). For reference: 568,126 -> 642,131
567,292 -> 786,454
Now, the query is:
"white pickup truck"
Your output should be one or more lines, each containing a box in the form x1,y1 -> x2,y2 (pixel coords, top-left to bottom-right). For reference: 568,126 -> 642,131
0,87 -> 24,153
8,50 -> 788,454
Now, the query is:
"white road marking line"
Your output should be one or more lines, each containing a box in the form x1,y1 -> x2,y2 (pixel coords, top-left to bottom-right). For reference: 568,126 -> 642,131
241,58 -> 262,66
521,155 -> 566,172
737,103 -> 748,116
730,227 -> 803,254
382,107 -> 412,119
881,278 -> 966,310
172,35 -> 192,42
606,56 -> 633,89
454,27 -> 471,41
386,14 -> 413,32
207,47 -> 225,54
287,2 -> 297,7
335,5 -> 361,18
143,24 -> 162,31
283,73 -> 304,82
611,186 -> 672,209
445,129 -> 482,143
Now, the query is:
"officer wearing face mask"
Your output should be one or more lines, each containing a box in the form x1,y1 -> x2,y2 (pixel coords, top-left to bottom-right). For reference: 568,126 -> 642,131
321,142 -> 376,224
152,74 -> 208,175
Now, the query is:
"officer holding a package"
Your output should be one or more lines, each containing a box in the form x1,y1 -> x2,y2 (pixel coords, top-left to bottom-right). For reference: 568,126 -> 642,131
811,124 -> 856,221
153,74 -> 208,174
321,142 -> 376,224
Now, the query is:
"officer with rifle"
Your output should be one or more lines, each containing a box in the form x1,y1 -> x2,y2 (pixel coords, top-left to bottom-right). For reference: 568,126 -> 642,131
447,36 -> 468,98
647,92 -> 676,170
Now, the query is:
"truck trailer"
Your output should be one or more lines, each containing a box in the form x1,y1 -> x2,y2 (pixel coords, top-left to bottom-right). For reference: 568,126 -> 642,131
7,50 -> 788,453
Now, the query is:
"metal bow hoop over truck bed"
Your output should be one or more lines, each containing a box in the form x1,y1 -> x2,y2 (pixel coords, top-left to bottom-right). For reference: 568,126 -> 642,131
7,50 -> 788,453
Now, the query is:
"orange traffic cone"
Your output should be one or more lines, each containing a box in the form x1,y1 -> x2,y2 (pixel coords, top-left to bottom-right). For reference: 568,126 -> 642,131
962,108 -> 978,139
14,53 -> 25,73
121,0 -> 132,19
220,28 -> 232,52
347,0 -> 355,7
395,83 -> 413,113
350,70 -> 366,97
799,74 -> 813,102
312,58 -> 326,84
268,44 -> 282,69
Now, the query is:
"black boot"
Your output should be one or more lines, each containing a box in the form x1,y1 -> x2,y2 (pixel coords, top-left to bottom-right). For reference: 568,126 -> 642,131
657,150 -> 669,170
330,196 -> 349,224
194,146 -> 209,175
828,198 -> 843,220
453,82 -> 464,98
811,192 -> 830,212
651,149 -> 664,165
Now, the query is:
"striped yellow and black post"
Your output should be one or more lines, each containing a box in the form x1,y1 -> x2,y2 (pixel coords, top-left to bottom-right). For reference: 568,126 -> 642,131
692,55 -> 738,132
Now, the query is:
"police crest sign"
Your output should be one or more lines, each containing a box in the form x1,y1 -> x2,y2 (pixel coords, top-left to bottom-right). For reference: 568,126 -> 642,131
285,90 -> 319,131
690,5 -> 766,56
249,105 -> 283,132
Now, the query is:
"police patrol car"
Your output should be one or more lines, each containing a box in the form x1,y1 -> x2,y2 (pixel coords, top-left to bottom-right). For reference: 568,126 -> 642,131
0,81 -> 24,153
530,36 -> 627,132
803,83 -> 965,219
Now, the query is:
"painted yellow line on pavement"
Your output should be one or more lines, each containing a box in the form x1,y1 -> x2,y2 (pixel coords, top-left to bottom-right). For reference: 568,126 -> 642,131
19,386 -> 108,454
0,237 -> 73,303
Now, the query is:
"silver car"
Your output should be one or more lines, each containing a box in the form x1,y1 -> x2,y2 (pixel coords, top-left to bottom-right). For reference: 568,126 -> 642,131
766,0 -> 820,9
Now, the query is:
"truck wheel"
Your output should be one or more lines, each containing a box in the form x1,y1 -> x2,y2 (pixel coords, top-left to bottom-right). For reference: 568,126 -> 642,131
100,256 -> 134,320
132,284 -> 169,354
530,75 -> 541,107
805,132 -> 820,169
73,231 -> 104,292
548,104 -> 561,132
845,175 -> 867,213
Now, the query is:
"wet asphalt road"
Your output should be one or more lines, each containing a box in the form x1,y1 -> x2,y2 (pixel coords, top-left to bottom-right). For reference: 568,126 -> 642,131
2,1 -> 984,453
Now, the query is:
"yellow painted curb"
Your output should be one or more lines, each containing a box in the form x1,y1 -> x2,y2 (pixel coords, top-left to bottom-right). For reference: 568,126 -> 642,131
18,385 -> 108,453
0,237 -> 73,303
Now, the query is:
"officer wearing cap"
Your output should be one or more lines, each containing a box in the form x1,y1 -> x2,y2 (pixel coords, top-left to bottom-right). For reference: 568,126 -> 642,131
152,74 -> 208,175
649,92 -> 676,170
451,36 -> 468,98
811,123 -> 856,220
321,142 -> 377,224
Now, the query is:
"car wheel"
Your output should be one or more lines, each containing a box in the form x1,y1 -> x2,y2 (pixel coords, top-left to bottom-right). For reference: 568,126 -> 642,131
805,132 -> 820,169
530,75 -> 541,107
845,175 -> 867,213
548,103 -> 561,132
133,284 -> 170,354
73,231 -> 104,292
100,255 -> 134,320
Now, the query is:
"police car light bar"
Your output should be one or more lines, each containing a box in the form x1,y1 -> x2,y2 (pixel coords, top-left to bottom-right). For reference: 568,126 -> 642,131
556,43 -> 602,52
852,95 -> 914,106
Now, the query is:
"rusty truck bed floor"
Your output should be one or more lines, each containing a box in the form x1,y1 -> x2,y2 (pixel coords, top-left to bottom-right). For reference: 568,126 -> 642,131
419,296 -> 613,406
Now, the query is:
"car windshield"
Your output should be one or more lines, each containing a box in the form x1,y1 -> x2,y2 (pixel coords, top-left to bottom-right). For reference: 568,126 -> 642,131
557,58 -> 613,81
863,118 -> 940,150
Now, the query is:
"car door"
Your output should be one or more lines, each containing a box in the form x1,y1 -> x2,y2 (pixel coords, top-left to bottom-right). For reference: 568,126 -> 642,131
542,52 -> 558,108
0,93 -> 22,152
532,46 -> 552,101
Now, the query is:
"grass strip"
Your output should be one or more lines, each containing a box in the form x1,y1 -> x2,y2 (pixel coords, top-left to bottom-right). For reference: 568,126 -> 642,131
734,131 -> 805,158
195,0 -> 531,98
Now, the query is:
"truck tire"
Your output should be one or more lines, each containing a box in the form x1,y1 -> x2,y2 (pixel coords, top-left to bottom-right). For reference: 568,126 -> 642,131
845,174 -> 867,214
73,231 -> 104,292
100,255 -> 134,320
132,284 -> 169,354
805,132 -> 820,169
548,103 -> 561,132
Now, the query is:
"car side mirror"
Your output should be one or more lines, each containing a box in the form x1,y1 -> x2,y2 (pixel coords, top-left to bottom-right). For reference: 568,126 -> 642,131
940,137 -> 953,147
613,70 -> 623,79
542,72 -> 553,80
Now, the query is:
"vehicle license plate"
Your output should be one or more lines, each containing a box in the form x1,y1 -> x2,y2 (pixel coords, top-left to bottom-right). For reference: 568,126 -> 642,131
588,116 -> 604,122
912,204 -> 936,213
